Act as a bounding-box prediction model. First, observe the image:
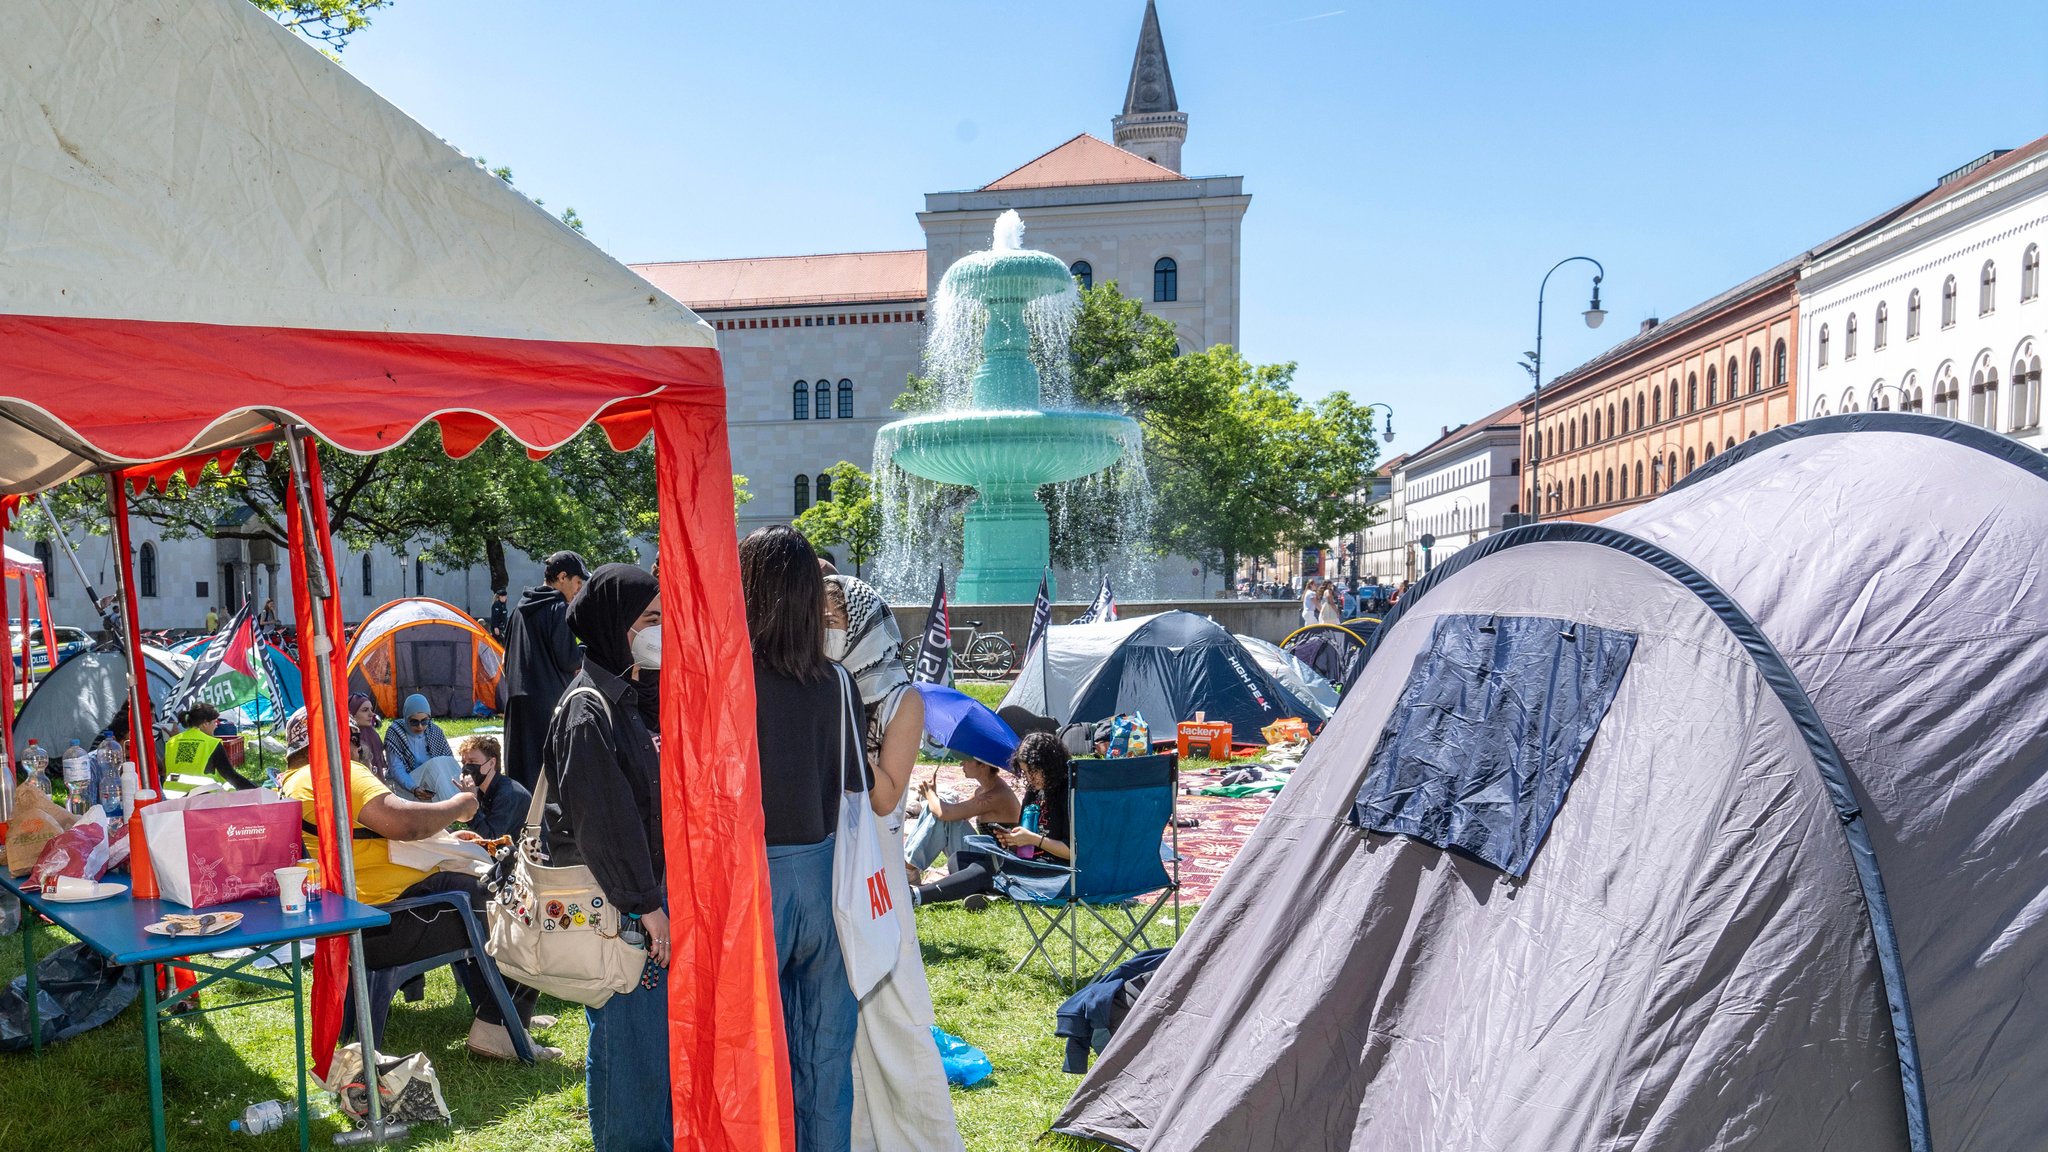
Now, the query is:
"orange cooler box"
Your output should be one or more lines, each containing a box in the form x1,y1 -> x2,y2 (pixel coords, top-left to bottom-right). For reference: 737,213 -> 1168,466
1178,720 -> 1233,760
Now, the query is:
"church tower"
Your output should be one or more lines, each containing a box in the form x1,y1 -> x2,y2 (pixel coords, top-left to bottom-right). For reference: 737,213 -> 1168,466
1111,0 -> 1187,172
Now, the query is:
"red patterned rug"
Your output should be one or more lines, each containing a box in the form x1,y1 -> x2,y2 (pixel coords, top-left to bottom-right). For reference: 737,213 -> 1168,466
921,762 -> 1279,904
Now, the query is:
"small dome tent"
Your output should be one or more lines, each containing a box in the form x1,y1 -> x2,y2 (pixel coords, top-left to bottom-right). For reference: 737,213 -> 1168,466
1234,633 -> 1337,721
15,645 -> 190,755
1279,621 -> 1376,692
1058,416 -> 2048,1151
347,597 -> 503,718
1001,611 -> 1322,741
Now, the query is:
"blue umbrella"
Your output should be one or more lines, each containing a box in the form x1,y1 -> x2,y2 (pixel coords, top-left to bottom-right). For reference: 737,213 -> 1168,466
912,683 -> 1021,768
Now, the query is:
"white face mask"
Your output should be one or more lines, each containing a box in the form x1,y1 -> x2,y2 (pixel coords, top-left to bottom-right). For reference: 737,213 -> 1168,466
824,627 -> 849,662
630,623 -> 663,670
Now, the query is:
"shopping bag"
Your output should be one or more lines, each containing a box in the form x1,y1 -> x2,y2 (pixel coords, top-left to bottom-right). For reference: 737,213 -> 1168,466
142,789 -> 304,908
6,783 -> 76,877
830,667 -> 900,1000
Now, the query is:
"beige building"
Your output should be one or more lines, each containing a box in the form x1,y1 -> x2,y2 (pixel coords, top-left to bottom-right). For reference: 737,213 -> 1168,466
631,1 -> 1248,595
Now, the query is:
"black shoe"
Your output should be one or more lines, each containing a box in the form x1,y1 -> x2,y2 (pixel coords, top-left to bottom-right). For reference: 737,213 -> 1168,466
963,894 -> 991,913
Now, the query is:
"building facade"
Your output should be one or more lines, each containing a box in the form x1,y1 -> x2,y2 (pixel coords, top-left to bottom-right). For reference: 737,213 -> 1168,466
1798,136 -> 2048,446
1522,260 -> 1803,523
1397,404 -> 1527,577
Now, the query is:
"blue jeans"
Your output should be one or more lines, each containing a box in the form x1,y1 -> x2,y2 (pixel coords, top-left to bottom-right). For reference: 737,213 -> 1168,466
586,950 -> 671,1151
768,837 -> 858,1152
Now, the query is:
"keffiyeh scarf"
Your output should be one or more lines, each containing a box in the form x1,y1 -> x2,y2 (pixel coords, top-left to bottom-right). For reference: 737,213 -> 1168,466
827,574 -> 912,759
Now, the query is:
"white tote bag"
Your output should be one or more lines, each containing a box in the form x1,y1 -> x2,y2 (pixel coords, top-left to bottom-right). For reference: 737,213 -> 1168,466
831,666 -> 902,1000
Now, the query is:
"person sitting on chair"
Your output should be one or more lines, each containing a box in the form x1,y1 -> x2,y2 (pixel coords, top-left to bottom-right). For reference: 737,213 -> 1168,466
903,755 -> 1020,887
162,702 -> 261,790
382,693 -> 459,800
277,707 -> 560,1061
912,732 -> 1073,911
456,733 -> 530,841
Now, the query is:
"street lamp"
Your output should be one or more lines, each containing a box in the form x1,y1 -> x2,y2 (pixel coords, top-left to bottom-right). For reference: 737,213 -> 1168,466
1527,257 -> 1607,523
1359,402 -> 1396,443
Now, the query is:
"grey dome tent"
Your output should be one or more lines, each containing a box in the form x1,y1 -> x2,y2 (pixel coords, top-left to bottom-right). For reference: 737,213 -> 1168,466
1001,611 -> 1323,741
14,645 -> 190,756
1058,415 -> 2048,1151
1233,634 -> 1337,722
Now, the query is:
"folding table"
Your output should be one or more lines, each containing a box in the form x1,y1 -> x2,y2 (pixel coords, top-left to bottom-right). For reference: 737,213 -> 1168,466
1,871 -> 389,1152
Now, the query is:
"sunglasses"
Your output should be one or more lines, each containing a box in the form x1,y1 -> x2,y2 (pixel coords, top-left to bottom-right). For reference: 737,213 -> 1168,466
408,718 -> 430,729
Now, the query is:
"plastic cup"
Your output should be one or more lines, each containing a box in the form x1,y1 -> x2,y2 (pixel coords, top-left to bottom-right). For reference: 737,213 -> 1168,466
52,875 -> 97,899
274,866 -> 309,914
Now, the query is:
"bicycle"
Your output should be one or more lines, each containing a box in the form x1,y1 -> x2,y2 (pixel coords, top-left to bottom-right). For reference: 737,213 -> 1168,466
897,619 -> 1017,679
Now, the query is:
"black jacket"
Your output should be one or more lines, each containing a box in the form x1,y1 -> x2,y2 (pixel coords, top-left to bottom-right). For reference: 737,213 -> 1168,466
502,585 -> 582,788
538,659 -> 664,915
468,770 -> 533,841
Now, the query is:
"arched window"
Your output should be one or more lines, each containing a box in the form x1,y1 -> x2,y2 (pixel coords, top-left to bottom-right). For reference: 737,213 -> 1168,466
1704,442 -> 1716,463
838,379 -> 854,418
1652,386 -> 1663,422
1907,289 -> 1922,339
1593,409 -> 1602,441
1933,366 -> 1960,418
814,380 -> 831,420
1153,257 -> 1178,302
1843,387 -> 1860,414
1749,349 -> 1763,394
1970,356 -> 2000,430
1845,314 -> 1858,361
1634,460 -> 1644,497
1874,302 -> 1889,350
414,554 -> 426,597
1818,325 -> 1831,368
138,541 -> 158,598
793,381 -> 809,420
1725,436 -> 1736,453
34,541 -> 55,597
1607,403 -> 1616,437
793,474 -> 811,516
2012,345 -> 2043,429
1942,275 -> 1958,327
1872,382 -> 1891,411
1980,260 -> 1997,315
1687,372 -> 1699,411
1685,447 -> 1697,475
361,553 -> 374,597
1706,364 -> 1718,405
1726,357 -> 1740,397
1636,391 -> 1646,427
1902,372 -> 1923,413
815,471 -> 832,503
2025,245 -> 2042,303
1774,339 -> 1789,387
1070,260 -> 1093,290
1605,468 -> 1615,503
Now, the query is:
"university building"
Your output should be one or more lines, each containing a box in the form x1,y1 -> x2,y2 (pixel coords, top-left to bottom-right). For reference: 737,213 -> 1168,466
632,0 -> 1248,601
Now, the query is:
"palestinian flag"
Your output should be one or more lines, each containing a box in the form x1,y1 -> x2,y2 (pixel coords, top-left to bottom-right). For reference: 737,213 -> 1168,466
159,605 -> 273,736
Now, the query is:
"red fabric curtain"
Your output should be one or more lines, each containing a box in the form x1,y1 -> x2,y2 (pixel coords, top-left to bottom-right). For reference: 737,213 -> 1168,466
653,396 -> 792,1149
283,440 -> 352,1079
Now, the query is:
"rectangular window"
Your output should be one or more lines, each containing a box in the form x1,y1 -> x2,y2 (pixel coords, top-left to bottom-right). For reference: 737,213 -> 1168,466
1350,613 -> 1637,876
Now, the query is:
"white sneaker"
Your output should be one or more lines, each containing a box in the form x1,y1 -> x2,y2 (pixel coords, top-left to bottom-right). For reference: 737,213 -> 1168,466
466,1019 -> 564,1062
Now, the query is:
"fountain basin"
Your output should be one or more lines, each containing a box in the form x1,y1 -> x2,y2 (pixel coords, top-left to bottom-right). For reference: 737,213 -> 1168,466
878,409 -> 1139,489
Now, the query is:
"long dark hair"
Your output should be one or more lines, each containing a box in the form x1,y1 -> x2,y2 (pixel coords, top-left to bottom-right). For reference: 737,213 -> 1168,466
1012,730 -> 1073,832
739,525 -> 827,684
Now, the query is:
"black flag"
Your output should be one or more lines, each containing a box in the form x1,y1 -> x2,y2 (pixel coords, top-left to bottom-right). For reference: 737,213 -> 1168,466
911,569 -> 951,685
1074,574 -> 1117,624
1025,569 -> 1052,656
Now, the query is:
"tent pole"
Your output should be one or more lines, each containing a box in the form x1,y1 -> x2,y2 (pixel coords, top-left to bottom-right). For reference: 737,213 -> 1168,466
106,481 -> 160,787
283,427 -> 401,1146
18,575 -> 30,692
33,493 -> 121,638
0,506 -> 14,765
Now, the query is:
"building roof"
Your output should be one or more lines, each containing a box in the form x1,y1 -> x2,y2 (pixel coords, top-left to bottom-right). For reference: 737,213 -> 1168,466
628,250 -> 927,311
981,133 -> 1188,191
1122,0 -> 1179,116
1409,398 -> 1531,466
1899,131 -> 2048,217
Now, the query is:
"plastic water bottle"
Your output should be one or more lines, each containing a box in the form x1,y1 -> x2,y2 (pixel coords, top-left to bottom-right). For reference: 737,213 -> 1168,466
19,739 -> 49,796
91,751 -> 124,820
230,1097 -> 326,1135
61,740 -> 91,815
1017,803 -> 1040,860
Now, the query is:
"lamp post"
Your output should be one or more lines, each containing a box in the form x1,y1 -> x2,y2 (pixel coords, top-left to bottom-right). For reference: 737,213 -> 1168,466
1526,257 -> 1607,523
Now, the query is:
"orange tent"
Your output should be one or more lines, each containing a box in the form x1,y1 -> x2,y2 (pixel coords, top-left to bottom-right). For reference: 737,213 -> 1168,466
348,597 -> 505,718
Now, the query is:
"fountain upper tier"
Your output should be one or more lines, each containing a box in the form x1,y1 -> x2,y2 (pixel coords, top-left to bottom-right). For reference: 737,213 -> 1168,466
938,242 -> 1077,411
879,408 -> 1138,490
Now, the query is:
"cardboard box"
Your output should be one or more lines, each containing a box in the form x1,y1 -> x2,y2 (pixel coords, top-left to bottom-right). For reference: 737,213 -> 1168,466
1178,720 -> 1233,760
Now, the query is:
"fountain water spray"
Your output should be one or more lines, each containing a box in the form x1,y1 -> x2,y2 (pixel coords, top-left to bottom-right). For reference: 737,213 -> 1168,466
875,211 -> 1153,602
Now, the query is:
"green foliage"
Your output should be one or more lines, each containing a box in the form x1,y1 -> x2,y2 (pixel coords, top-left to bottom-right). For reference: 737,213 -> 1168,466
893,371 -> 941,414
792,461 -> 883,577
732,474 -> 753,513
558,206 -> 585,234
248,0 -> 391,49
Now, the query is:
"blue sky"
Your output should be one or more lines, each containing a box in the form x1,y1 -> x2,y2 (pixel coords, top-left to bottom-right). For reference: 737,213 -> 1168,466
339,1 -> 2048,451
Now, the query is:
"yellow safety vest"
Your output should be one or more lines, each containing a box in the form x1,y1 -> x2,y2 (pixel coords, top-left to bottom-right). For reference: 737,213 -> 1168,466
164,727 -> 225,781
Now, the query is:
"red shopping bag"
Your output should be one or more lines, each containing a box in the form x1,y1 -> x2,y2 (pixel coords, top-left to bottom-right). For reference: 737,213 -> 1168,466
142,790 -> 305,908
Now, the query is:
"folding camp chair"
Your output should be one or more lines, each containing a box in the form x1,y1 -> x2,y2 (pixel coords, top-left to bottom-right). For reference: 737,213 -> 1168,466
990,753 -> 1179,985
342,889 -> 536,1063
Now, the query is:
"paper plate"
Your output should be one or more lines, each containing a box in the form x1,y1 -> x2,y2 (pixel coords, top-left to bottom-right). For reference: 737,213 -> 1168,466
144,912 -> 244,937
43,881 -> 127,903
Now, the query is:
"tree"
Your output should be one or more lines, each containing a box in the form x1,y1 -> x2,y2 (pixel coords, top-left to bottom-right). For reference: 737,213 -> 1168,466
792,462 -> 882,577
733,475 -> 753,515
249,0 -> 392,50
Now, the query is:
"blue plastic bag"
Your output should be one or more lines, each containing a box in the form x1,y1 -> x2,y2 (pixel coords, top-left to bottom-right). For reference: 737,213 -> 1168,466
931,1025 -> 991,1088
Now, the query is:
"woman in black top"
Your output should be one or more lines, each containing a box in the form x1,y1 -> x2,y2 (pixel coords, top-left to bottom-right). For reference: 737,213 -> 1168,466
539,564 -> 669,1152
913,732 -> 1074,907
741,526 -> 860,1152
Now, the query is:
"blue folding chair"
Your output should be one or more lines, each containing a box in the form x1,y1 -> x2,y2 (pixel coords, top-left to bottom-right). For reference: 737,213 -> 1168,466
343,889 -> 536,1064
990,753 -> 1179,985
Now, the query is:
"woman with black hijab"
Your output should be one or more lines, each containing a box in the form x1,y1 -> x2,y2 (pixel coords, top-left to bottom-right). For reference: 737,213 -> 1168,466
539,563 -> 669,1152
740,526 -> 861,1152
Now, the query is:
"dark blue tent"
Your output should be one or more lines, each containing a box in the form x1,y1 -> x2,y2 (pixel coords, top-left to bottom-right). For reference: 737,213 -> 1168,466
1060,611 -> 1323,741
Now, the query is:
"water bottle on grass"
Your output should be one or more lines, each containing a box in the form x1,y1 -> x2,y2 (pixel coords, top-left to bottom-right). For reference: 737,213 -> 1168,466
231,1097 -> 328,1135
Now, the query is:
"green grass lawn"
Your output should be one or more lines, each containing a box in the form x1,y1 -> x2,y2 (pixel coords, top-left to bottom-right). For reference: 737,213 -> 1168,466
0,890 -> 1186,1150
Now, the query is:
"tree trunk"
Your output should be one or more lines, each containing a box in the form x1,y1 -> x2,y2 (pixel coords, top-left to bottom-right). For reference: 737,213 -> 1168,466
1223,548 -> 1238,594
486,538 -> 509,593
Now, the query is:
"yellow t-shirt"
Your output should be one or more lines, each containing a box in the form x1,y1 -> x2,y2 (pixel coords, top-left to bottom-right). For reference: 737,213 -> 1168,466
280,761 -> 430,905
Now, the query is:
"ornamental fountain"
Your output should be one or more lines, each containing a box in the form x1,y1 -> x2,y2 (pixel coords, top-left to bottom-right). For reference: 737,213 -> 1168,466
875,211 -> 1146,602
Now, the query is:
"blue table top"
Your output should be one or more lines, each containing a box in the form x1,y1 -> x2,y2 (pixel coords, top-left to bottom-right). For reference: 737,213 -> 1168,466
0,870 -> 389,966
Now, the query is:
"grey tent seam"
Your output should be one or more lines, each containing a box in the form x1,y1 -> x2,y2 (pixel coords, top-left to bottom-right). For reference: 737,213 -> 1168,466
1367,521 -> 1932,1152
